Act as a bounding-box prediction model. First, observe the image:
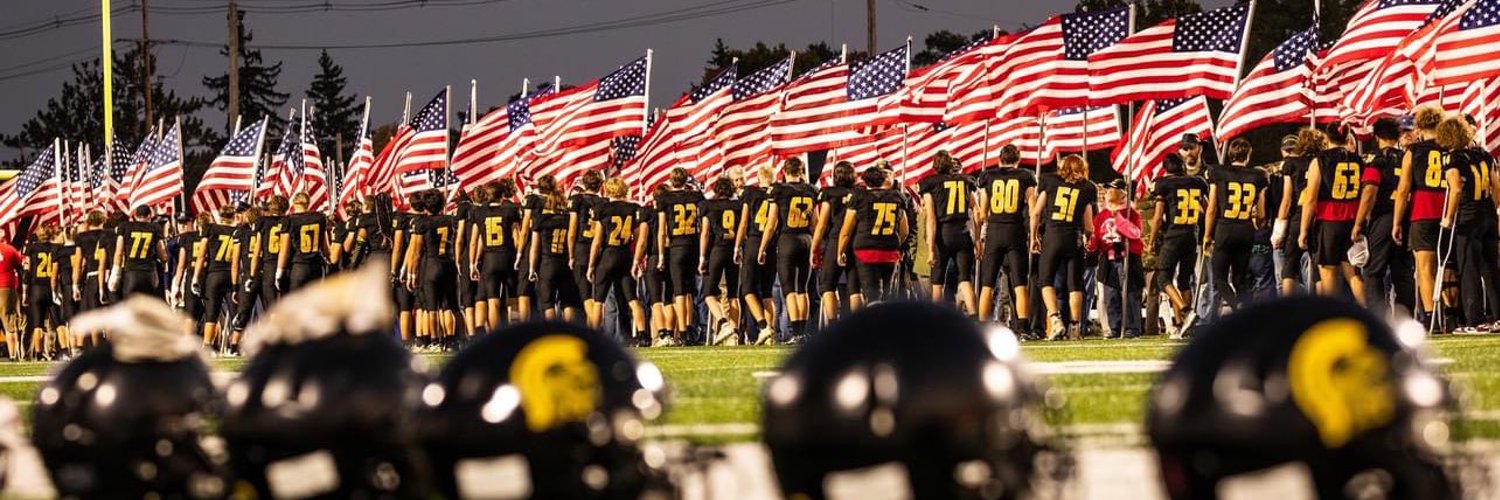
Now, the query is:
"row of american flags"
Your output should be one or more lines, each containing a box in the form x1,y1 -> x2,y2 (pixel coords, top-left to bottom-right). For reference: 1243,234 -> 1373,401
9,0 -> 1500,228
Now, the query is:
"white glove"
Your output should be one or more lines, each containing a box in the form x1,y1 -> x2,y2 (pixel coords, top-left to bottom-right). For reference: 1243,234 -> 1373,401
108,267 -> 121,292
1271,219 -> 1288,246
275,268 -> 285,292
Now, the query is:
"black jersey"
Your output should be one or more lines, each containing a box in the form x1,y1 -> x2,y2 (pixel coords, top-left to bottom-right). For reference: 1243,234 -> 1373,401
700,198 -> 740,247
1281,156 -> 1312,214
281,212 -> 329,264
52,244 -> 74,281
358,213 -> 392,253
569,193 -> 603,249
75,229 -> 105,275
1365,147 -> 1404,217
1314,148 -> 1364,203
1152,174 -> 1209,233
118,220 -> 163,271
741,186 -> 773,239
919,173 -> 975,223
1408,140 -> 1449,193
234,225 -> 257,270
472,203 -> 521,255
522,194 -> 546,230
658,189 -> 706,247
202,223 -> 236,271
595,200 -> 640,249
257,216 -> 285,262
638,205 -> 660,257
771,182 -> 818,235
1210,166 -> 1268,226
535,212 -> 571,256
851,188 -> 906,250
25,243 -> 54,283
816,186 -> 853,242
176,231 -> 205,269
1450,147 -> 1496,224
975,167 -> 1036,225
1038,174 -> 1096,231
414,214 -> 457,260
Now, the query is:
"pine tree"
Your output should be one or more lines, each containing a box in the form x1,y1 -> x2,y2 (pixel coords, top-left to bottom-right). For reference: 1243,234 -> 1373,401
305,50 -> 361,161
203,11 -> 290,133
699,40 -> 839,90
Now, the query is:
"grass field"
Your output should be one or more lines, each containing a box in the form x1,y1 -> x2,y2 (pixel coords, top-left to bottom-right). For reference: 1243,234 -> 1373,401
4,335 -> 1500,443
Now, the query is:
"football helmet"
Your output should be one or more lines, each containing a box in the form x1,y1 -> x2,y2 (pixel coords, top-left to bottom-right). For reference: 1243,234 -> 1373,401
762,301 -> 1071,500
417,320 -> 670,499
221,265 -> 426,498
32,297 -> 225,498
1148,296 -> 1473,499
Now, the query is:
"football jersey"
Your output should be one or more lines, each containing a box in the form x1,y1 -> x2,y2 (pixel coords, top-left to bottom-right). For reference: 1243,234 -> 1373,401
415,214 -> 457,260
1152,174 -> 1209,234
740,186 -> 773,239
118,220 -> 163,271
1362,147 -> 1404,217
1450,147 -> 1496,225
1210,166 -> 1268,226
851,188 -> 906,250
257,216 -> 285,261
595,200 -> 640,249
282,212 -> 329,264
771,182 -> 819,235
75,229 -> 105,275
919,173 -> 975,223
569,193 -> 603,250
700,198 -> 741,247
1313,148 -> 1364,222
817,185 -> 854,242
472,203 -> 521,255
51,244 -> 74,282
535,212 -> 571,256
638,205 -> 660,257
1280,156 -> 1312,216
175,231 -> 205,269
974,167 -> 1036,225
201,223 -> 237,271
1038,174 -> 1097,231
657,189 -> 706,247
25,243 -> 54,283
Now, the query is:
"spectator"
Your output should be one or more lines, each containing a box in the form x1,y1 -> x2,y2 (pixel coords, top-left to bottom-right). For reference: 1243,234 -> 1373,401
1090,180 -> 1144,339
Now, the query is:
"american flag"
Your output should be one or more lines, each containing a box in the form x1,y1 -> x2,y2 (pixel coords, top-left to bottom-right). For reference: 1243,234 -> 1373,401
266,123 -> 299,198
1218,26 -> 1322,141
299,113 -> 332,212
613,135 -> 641,169
1433,0 -> 1500,85
942,33 -> 1020,125
338,111 -> 374,215
114,130 -> 156,210
367,123 -> 412,198
393,90 -> 450,174
0,142 -> 61,226
395,168 -> 441,209
629,65 -> 736,191
69,144 -> 90,223
194,118 -> 267,215
1087,2 -> 1251,105
1341,0 -> 1467,126
829,126 -> 903,175
451,86 -> 545,193
897,34 -> 996,123
997,7 -> 1130,116
129,121 -> 183,211
770,43 -> 910,155
715,55 -> 794,172
1111,96 -> 1214,184
1044,106 -> 1123,154
1461,77 -> 1500,155
97,135 -> 132,213
529,55 -> 650,184
1312,0 -> 1450,118
56,143 -> 74,225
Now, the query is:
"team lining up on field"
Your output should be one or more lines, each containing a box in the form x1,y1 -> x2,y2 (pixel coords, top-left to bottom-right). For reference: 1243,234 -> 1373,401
0,104 -> 1493,357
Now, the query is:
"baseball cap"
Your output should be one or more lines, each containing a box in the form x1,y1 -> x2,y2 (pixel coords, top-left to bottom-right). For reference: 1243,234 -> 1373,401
1179,134 -> 1202,148
1280,135 -> 1298,150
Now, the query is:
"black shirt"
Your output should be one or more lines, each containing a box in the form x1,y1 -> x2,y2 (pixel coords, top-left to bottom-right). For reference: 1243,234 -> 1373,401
75,229 -> 105,276
52,243 -> 74,283
1314,148 -> 1364,203
1152,174 -> 1209,235
1450,147 -> 1496,225
918,173 -> 975,223
1408,140 -> 1448,193
1281,156 -> 1312,216
700,198 -> 740,248
176,231 -> 205,270
595,200 -> 640,249
202,223 -> 237,272
741,186 -> 773,239
1209,165 -> 1268,226
851,188 -> 906,250
414,214 -> 457,260
118,220 -> 163,272
535,212 -> 571,256
1364,147 -> 1404,217
1038,174 -> 1096,232
25,243 -> 54,284
771,182 -> 818,236
282,212 -> 330,264
472,203 -> 522,255
658,189 -> 706,247
816,185 -> 854,242
569,193 -> 603,249
258,216 -> 285,262
974,167 -> 1036,225
639,205 -> 660,257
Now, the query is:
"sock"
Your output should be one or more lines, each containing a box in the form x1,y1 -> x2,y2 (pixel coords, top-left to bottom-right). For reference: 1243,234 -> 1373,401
791,320 -> 805,333
757,319 -> 769,330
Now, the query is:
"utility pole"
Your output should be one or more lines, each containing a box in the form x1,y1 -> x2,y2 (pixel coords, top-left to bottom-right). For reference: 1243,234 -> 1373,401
141,0 -> 153,125
866,0 -> 877,54
228,0 -> 241,131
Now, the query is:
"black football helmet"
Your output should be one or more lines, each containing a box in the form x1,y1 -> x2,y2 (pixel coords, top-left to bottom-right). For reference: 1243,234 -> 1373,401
418,320 -> 670,499
221,266 -> 426,498
32,297 -> 225,498
1148,296 -> 1475,499
762,301 -> 1071,500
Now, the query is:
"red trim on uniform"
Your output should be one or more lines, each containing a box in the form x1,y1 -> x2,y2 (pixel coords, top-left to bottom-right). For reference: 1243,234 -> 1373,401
854,249 -> 901,264
1315,200 -> 1358,221
1411,191 -> 1447,221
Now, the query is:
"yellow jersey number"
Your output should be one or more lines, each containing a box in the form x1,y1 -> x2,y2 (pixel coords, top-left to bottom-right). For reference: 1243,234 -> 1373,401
1173,188 -> 1203,225
989,179 -> 1020,215
871,203 -> 898,235
435,227 -> 451,256
786,196 -> 814,229
671,204 -> 698,236
298,225 -> 321,254
1473,160 -> 1493,201
33,252 -> 51,278
1223,182 -> 1258,220
1051,187 -> 1080,222
548,230 -> 567,254
606,216 -> 635,246
1424,151 -> 1446,188
266,226 -> 283,255
719,210 -> 737,240
128,232 -> 154,260
1329,162 -> 1361,200
214,235 -> 234,262
484,217 -> 506,247
943,180 -> 968,215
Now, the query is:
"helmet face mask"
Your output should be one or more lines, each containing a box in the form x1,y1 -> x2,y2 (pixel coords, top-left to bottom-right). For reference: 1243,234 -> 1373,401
762,302 -> 1072,500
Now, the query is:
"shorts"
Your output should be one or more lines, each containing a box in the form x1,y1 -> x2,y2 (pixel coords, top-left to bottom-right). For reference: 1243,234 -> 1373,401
201,270 -> 232,325
80,275 -> 103,313
591,248 -> 638,303
55,281 -> 76,324
979,223 -> 1028,291
120,269 -> 159,298
477,251 -> 517,302
645,255 -> 670,304
1280,216 -> 1307,280
1410,220 -> 1442,253
667,245 -> 699,298
740,236 -> 777,298
517,246 -> 537,298
572,244 -> 594,303
25,283 -> 58,330
457,259 -> 476,307
288,261 -> 325,292
536,254 -> 582,311
1316,220 -> 1355,266
930,222 -> 974,285
1038,229 -> 1084,291
1154,231 -> 1198,289
777,234 -> 813,294
816,240 -> 859,295
418,258 -> 458,311
704,245 -> 739,298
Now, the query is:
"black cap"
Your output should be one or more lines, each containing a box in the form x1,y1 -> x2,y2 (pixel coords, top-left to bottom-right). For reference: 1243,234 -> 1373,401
1106,178 -> 1128,190
1180,134 -> 1202,148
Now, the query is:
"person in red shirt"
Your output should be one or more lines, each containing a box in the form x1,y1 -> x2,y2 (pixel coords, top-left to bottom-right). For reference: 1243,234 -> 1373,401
1090,179 -> 1143,339
0,233 -> 23,360
1299,123 -> 1366,304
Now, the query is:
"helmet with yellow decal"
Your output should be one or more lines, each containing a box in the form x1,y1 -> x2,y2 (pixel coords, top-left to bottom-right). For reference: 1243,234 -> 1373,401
1148,296 -> 1469,499
417,320 -> 670,499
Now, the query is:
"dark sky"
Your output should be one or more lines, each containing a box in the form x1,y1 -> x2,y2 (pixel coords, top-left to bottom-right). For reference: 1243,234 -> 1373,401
0,0 -> 1231,162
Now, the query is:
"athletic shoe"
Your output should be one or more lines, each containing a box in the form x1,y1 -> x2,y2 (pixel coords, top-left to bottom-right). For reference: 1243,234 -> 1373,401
1067,324 -> 1082,341
755,326 -> 777,345
786,334 -> 810,345
653,337 -> 681,348
713,321 -> 738,346
1046,315 -> 1065,341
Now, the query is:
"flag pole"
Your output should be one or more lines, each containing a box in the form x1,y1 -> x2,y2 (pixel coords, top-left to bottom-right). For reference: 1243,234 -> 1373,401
175,115 -> 184,215
644,50 -> 654,135
102,0 -> 113,151
522,77 -> 530,98
402,91 -> 413,125
1311,0 -> 1320,128
470,79 -> 478,127
444,85 -> 453,163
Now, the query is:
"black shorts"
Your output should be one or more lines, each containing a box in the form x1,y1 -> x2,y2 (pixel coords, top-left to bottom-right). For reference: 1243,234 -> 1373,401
120,269 -> 159,298
930,222 -> 974,285
1038,229 -> 1084,291
457,259 -> 475,307
777,234 -> 813,294
477,251 -> 517,302
418,259 -> 458,311
979,222 -> 1028,290
591,248 -> 638,303
572,244 -> 593,302
1280,216 -> 1306,280
516,246 -> 537,298
704,245 -> 739,298
25,282 -> 57,330
740,237 -> 776,298
645,254 -> 669,304
80,275 -> 103,313
1410,219 -> 1442,253
288,261 -> 325,292
55,281 -> 76,324
816,240 -> 858,295
1316,220 -> 1355,266
855,260 -> 898,301
536,254 -> 582,311
666,245 -> 698,298
1154,231 -> 1198,288
201,270 -> 232,325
